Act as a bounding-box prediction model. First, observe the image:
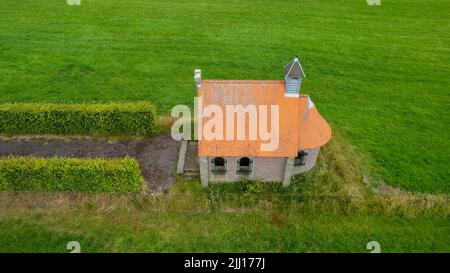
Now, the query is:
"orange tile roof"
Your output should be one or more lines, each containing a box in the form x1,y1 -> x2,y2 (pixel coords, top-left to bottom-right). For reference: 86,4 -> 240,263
198,80 -> 331,157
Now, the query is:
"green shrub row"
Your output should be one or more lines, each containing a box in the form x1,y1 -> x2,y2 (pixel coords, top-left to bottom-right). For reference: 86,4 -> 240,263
0,156 -> 143,193
0,102 -> 156,136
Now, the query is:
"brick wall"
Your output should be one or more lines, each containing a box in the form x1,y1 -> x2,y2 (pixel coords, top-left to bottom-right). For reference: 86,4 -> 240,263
292,148 -> 320,174
205,148 -> 320,184
208,156 -> 285,182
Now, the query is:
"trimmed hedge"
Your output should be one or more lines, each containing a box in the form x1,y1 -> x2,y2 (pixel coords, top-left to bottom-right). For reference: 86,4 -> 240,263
0,102 -> 156,136
0,156 -> 143,193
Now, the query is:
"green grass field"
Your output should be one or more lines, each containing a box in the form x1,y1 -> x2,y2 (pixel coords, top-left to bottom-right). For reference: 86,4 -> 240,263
1,0 -> 448,193
1,209 -> 448,253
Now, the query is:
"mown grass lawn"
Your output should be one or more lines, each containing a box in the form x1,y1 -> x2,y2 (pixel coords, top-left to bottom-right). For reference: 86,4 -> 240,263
0,0 -> 448,193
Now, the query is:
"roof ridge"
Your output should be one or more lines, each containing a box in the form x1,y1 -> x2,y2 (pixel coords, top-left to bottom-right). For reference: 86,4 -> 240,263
202,80 -> 284,84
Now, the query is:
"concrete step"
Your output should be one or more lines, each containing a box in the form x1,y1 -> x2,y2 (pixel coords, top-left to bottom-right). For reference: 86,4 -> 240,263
184,168 -> 199,176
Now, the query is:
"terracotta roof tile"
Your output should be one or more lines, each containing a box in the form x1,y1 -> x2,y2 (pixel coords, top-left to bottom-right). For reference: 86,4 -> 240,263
198,80 -> 331,157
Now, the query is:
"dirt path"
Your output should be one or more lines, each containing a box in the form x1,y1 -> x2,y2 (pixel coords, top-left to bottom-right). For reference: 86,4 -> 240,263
0,135 -> 179,192
133,136 -> 179,192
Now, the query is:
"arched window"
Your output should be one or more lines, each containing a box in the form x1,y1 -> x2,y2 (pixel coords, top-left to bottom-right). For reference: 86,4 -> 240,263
211,157 -> 227,173
214,157 -> 225,167
294,150 -> 308,166
237,157 -> 253,174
